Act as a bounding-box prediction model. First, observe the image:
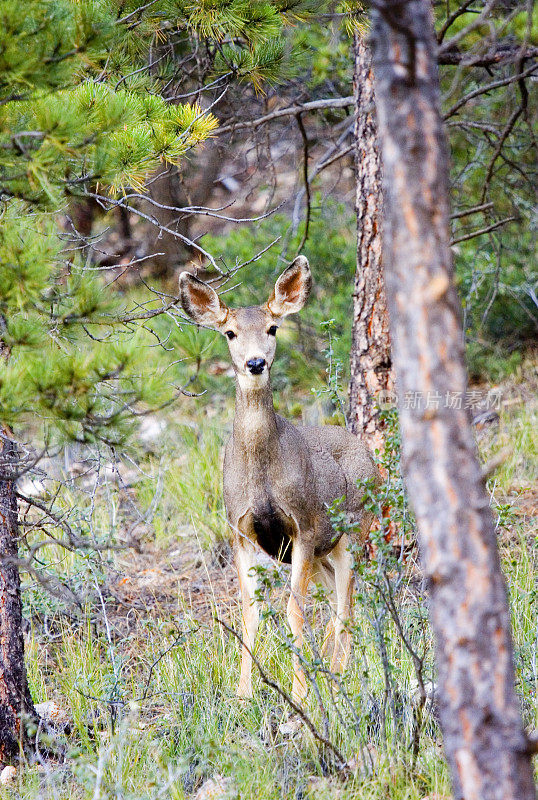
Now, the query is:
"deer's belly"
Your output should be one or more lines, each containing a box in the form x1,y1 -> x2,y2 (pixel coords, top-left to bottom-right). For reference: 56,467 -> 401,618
244,503 -> 294,563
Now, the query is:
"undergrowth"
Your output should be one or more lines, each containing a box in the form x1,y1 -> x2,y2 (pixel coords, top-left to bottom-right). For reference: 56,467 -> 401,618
13,346 -> 537,798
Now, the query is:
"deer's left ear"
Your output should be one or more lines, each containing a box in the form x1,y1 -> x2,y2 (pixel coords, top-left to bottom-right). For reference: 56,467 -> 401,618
265,256 -> 312,318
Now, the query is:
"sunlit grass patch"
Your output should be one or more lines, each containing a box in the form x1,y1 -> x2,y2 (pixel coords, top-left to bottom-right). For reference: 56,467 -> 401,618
135,421 -> 228,549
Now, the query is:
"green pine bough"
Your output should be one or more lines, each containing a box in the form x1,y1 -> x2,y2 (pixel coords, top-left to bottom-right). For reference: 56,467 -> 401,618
0,0 -> 314,446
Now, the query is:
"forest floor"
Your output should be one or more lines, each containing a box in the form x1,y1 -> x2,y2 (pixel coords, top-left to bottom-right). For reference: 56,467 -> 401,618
10,356 -> 538,799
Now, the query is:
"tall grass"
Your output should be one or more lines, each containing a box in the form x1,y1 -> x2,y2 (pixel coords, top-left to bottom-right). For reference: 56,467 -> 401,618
14,365 -> 537,799
19,597 -> 456,799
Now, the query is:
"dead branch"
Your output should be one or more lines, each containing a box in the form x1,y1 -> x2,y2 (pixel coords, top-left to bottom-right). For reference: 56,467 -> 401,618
438,45 -> 538,67
450,202 -> 494,220
443,63 -> 538,119
451,216 -> 518,245
216,617 -> 348,770
86,192 -> 222,272
436,0 -> 477,44
480,105 -> 524,203
295,113 -> 311,255
212,96 -> 354,136
438,0 -> 499,56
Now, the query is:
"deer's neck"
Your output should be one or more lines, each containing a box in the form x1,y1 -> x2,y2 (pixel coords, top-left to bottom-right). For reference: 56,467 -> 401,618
232,378 -> 279,462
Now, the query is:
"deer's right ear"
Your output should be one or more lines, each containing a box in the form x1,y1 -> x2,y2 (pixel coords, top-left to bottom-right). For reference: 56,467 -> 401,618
179,272 -> 229,328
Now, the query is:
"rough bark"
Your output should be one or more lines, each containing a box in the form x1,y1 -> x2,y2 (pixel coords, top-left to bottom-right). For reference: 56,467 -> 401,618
0,428 -> 36,764
349,34 -> 392,456
369,2 -> 536,799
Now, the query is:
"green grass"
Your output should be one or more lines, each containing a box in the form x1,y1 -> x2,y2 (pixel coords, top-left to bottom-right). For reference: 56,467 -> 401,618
159,424 -> 229,547
17,525 -> 535,799
12,362 -> 537,799
494,401 -> 537,492
18,600 -> 454,799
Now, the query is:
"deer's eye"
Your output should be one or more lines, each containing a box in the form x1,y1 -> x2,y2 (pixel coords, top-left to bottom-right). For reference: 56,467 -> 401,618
225,330 -> 236,341
267,325 -> 278,336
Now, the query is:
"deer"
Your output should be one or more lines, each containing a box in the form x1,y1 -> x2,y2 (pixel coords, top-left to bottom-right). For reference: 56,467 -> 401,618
179,256 -> 379,703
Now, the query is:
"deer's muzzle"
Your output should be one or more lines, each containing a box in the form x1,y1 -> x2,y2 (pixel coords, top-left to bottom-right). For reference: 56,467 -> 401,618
246,358 -> 266,375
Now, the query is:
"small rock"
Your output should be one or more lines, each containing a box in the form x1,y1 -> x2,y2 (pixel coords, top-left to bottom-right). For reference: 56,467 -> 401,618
472,410 -> 499,428
195,774 -> 233,800
35,700 -> 70,729
278,716 -> 302,737
409,679 -> 436,706
218,175 -> 240,193
0,765 -> 17,785
138,417 -> 167,448
18,476 -> 47,499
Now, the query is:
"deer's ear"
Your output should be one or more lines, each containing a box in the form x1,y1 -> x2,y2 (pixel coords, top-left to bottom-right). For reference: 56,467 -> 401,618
265,256 -> 312,318
179,272 -> 229,327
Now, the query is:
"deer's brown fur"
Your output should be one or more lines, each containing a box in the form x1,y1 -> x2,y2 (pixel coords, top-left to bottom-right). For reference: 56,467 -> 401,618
179,257 -> 379,702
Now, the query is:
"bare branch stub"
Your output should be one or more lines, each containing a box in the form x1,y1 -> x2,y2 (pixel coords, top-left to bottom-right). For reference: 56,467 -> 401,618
294,112 -> 311,255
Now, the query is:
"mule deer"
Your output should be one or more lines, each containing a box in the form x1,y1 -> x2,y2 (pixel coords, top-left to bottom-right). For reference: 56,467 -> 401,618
179,257 -> 379,702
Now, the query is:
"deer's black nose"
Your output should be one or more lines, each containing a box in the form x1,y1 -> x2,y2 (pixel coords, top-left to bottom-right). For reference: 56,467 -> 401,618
246,358 -> 266,375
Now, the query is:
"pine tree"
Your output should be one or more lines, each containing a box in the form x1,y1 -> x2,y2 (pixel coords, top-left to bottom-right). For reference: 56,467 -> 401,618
117,0 -> 314,275
0,0 -> 213,762
370,2 -> 535,795
0,0 -> 317,762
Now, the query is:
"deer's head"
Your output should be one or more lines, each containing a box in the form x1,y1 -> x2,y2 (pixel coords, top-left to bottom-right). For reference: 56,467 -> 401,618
179,256 -> 312,389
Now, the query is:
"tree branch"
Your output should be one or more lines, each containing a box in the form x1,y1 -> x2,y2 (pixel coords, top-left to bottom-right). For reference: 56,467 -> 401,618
216,617 -> 347,769
212,96 -> 354,136
295,113 -> 311,255
451,202 -> 494,220
438,45 -> 538,67
443,63 -> 538,119
451,216 -> 517,245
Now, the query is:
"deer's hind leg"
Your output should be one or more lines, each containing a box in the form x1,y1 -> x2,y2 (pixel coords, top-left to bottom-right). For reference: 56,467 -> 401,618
311,557 -> 337,658
235,536 -> 260,699
329,534 -> 354,674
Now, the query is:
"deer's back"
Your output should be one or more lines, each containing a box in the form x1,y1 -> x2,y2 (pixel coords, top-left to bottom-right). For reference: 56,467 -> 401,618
298,424 -> 380,514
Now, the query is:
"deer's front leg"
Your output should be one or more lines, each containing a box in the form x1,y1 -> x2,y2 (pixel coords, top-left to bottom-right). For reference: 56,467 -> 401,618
287,542 -> 313,704
235,536 -> 259,699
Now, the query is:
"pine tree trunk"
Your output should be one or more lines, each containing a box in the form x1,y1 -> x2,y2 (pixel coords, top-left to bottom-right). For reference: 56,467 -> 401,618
349,34 -> 392,455
0,428 -> 35,764
369,3 -> 536,799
